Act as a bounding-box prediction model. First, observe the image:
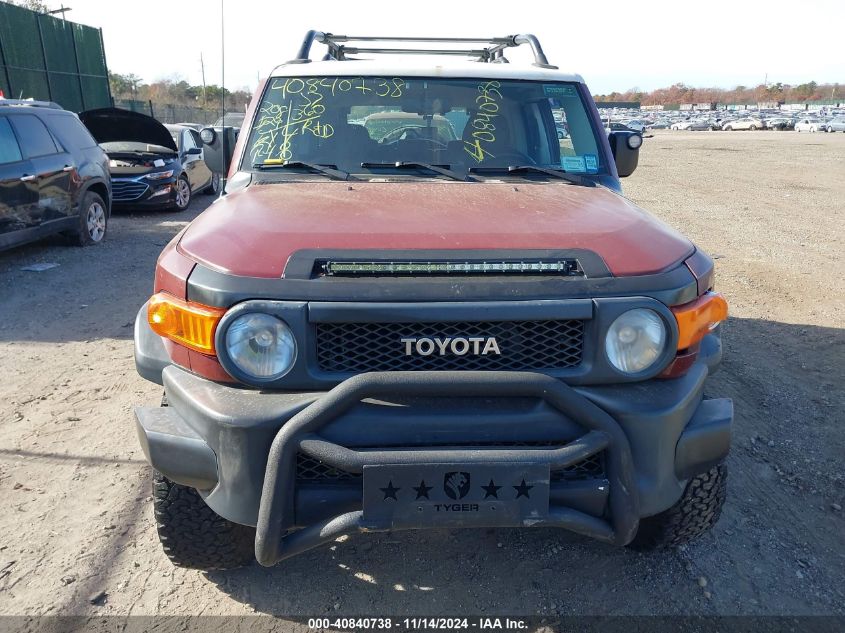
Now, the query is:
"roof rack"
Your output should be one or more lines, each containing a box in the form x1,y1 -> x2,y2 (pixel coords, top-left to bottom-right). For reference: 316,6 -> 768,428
291,32 -> 557,69
0,99 -> 63,110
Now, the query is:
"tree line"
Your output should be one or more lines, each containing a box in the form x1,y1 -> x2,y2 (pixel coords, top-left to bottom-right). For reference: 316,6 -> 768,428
108,72 -> 252,112
595,81 -> 841,105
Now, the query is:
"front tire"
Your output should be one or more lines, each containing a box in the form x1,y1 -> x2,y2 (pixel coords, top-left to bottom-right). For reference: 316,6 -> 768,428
172,175 -> 192,212
71,191 -> 108,246
152,472 -> 255,570
629,463 -> 727,550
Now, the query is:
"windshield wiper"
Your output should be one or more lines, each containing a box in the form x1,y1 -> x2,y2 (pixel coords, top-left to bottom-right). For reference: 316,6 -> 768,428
468,165 -> 594,187
253,161 -> 351,181
362,161 -> 469,182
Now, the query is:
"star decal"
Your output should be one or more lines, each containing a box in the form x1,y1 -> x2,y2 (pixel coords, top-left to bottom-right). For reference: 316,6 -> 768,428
513,478 -> 534,499
413,480 -> 433,500
380,480 -> 401,501
481,479 -> 502,499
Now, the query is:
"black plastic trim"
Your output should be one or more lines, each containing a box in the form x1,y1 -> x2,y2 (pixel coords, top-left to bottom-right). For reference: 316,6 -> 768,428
139,333 -> 727,528
675,398 -> 733,479
209,297 -> 678,389
187,259 -> 698,308
308,299 -> 594,323
284,248 -> 611,280
135,406 -> 218,490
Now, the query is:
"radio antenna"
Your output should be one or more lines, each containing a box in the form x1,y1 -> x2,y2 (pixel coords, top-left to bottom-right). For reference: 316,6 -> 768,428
220,0 -> 226,190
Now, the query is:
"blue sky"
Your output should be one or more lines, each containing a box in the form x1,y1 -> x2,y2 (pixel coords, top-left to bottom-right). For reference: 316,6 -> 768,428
55,0 -> 844,95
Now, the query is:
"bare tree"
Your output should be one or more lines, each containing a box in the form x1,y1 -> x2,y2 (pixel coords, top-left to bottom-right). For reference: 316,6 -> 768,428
9,0 -> 51,12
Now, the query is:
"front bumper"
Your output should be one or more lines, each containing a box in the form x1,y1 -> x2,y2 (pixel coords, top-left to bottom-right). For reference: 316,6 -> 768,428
134,333 -> 731,566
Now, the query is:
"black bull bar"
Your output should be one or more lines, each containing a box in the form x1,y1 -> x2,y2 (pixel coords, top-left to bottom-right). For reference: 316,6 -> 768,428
255,371 -> 640,566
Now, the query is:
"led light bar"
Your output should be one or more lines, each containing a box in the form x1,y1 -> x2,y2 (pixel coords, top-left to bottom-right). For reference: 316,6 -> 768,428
322,260 -> 581,276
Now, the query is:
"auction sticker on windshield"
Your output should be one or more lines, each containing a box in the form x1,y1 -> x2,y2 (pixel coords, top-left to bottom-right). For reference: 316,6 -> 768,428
562,155 -> 586,172
543,84 -> 577,98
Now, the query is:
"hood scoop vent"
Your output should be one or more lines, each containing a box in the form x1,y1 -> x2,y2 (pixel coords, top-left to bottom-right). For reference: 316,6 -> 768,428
318,259 -> 583,277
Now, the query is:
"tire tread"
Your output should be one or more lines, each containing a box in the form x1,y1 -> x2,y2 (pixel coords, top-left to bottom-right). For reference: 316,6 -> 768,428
152,472 -> 254,570
629,463 -> 727,550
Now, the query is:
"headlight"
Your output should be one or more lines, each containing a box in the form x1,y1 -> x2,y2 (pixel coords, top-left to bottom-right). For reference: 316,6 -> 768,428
224,313 -> 296,380
146,169 -> 174,181
605,308 -> 666,374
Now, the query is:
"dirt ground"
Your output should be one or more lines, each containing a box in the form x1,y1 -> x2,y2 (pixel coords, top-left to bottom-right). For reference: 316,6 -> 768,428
0,130 -> 843,623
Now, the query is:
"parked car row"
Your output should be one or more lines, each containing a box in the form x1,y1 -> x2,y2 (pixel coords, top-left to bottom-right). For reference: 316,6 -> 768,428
600,107 -> 845,134
0,99 -> 220,252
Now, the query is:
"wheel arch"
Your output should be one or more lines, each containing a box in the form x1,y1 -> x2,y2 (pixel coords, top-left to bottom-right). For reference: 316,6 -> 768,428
80,178 -> 111,216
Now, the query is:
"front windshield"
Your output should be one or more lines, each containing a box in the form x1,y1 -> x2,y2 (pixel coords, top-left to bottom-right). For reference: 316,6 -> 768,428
245,77 -> 605,178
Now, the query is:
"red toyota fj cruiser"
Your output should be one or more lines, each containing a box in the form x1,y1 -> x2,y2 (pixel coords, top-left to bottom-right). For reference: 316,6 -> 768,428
134,33 -> 731,569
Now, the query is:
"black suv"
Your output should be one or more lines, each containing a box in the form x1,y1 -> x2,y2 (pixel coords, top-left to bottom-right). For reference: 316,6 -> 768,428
0,100 -> 111,251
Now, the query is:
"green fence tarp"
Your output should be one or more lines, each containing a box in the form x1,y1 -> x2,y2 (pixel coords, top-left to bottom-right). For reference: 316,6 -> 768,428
0,1 -> 110,111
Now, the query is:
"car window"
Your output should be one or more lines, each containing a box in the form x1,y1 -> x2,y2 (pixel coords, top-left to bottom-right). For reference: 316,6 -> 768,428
0,117 -> 24,164
189,129 -> 203,148
182,130 -> 197,150
9,115 -> 59,158
45,112 -> 97,150
364,114 -> 457,144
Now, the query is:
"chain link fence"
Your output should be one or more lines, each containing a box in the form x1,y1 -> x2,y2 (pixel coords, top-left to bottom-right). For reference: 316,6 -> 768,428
112,99 -> 223,125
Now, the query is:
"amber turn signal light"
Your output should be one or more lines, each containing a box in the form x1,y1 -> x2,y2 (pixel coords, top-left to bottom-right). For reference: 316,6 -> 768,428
147,292 -> 226,355
672,292 -> 728,350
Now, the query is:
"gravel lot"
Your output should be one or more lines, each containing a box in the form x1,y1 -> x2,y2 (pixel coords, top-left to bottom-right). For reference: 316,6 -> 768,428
0,130 -> 843,623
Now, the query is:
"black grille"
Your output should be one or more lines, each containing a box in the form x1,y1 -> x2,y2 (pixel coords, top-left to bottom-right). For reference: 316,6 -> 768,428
296,446 -> 604,483
297,453 -> 360,482
315,320 -> 584,372
553,452 -> 604,481
111,179 -> 148,201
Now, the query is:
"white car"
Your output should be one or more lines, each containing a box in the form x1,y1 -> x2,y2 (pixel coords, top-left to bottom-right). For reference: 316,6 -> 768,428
721,118 -> 763,131
794,118 -> 822,133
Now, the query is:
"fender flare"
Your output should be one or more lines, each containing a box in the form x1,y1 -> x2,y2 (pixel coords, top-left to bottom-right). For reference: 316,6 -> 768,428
78,176 -> 112,215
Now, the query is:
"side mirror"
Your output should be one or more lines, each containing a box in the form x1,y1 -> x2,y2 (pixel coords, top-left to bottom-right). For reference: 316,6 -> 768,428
200,126 -> 237,176
608,131 -> 642,178
200,127 -> 216,145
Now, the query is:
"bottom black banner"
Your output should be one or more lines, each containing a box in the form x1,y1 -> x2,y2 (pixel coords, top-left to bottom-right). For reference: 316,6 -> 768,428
0,616 -> 844,633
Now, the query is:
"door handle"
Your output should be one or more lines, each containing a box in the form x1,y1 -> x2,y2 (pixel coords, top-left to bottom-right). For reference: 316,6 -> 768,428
20,174 -> 37,182
62,165 -> 75,172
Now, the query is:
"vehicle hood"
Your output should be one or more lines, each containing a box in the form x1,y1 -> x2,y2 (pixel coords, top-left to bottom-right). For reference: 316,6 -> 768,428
178,182 -> 694,278
79,107 -> 178,151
